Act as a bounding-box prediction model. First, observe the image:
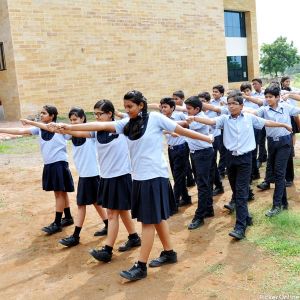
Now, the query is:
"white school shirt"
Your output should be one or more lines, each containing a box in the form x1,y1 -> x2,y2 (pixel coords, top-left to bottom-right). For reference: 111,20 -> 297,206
165,112 -> 186,146
243,98 -> 260,110
206,98 -> 223,137
214,113 -> 266,155
68,136 -> 99,177
185,111 -> 212,151
114,112 -> 177,180
90,131 -> 131,179
30,127 -> 68,165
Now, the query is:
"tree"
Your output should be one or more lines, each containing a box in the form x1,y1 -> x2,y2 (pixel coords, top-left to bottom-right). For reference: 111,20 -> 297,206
259,36 -> 300,77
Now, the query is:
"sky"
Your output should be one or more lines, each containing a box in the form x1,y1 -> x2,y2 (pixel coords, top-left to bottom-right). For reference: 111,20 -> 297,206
256,0 -> 300,51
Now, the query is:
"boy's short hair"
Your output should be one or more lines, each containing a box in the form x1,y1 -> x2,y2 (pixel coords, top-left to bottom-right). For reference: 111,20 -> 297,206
251,78 -> 262,85
198,92 -> 211,101
212,85 -> 225,94
184,96 -> 203,110
240,82 -> 252,92
227,92 -> 244,105
160,97 -> 176,108
264,86 -> 281,97
172,90 -> 185,99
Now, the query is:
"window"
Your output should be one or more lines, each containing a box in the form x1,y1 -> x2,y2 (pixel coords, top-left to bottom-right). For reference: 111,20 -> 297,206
224,11 -> 246,37
0,43 -> 6,71
227,56 -> 248,82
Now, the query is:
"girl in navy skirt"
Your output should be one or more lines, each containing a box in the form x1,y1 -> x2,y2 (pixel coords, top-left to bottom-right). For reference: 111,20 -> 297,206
0,105 -> 74,235
56,107 -> 108,247
52,91 -> 213,281
54,102 -> 140,260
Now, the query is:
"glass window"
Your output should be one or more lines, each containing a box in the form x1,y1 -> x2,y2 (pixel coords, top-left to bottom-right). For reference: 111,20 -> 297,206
227,56 -> 248,82
0,43 -> 6,71
224,11 -> 246,37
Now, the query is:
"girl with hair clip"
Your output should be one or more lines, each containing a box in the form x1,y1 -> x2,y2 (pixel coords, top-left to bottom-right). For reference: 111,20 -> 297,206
0,105 -> 74,235
50,101 -> 141,259
49,90 -> 213,281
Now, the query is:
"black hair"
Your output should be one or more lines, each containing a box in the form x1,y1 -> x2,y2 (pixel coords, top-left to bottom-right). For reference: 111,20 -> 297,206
68,107 -> 87,123
94,99 -> 115,120
280,76 -> 291,91
43,105 -> 58,122
123,90 -> 148,139
240,82 -> 252,92
252,78 -> 262,85
172,90 -> 185,99
198,92 -> 211,102
160,97 -> 176,110
227,93 -> 244,105
184,96 -> 203,111
212,85 -> 225,95
264,86 -> 281,97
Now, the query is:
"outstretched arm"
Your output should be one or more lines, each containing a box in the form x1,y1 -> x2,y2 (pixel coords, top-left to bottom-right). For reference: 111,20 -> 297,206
281,93 -> 300,102
0,127 -> 32,136
202,103 -> 222,114
264,120 -> 292,132
148,103 -> 161,110
48,121 -> 116,133
174,124 -> 213,144
187,115 -> 216,126
243,94 -> 264,106
20,119 -> 48,130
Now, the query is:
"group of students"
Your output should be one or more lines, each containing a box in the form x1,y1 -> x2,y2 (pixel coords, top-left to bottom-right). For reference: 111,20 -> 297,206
0,77 -> 299,282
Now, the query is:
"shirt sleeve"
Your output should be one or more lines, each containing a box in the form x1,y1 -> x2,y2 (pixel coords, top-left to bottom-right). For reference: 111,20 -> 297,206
29,127 -> 39,135
256,106 -> 265,118
214,115 -> 226,129
154,112 -> 177,132
220,106 -> 229,115
250,114 -> 266,130
286,103 -> 300,116
114,118 -> 130,134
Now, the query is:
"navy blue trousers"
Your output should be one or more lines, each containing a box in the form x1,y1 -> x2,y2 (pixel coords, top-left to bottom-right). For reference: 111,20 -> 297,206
213,135 -> 223,188
191,148 -> 214,220
226,151 -> 252,232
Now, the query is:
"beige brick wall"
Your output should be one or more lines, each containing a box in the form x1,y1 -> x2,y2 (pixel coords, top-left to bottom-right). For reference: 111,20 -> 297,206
1,0 -> 258,119
0,0 -> 20,121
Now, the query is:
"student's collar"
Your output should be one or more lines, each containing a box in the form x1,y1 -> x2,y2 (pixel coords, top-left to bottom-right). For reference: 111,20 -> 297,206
268,103 -> 284,113
229,112 -> 244,119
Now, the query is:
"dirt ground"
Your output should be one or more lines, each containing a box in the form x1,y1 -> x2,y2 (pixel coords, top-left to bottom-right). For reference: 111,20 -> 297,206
0,128 -> 299,299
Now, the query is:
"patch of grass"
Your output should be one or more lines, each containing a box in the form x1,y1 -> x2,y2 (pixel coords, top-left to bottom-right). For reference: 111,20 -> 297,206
0,136 -> 39,154
248,209 -> 300,274
206,263 -> 225,275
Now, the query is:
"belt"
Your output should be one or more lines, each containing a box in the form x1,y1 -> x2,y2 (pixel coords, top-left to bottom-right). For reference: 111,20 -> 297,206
227,150 -> 251,156
267,135 -> 291,143
168,143 -> 187,151
190,147 -> 212,154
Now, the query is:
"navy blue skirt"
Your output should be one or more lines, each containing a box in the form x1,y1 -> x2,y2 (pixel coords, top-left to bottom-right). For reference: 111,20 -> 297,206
131,177 -> 176,224
97,173 -> 132,210
42,161 -> 74,192
77,175 -> 100,205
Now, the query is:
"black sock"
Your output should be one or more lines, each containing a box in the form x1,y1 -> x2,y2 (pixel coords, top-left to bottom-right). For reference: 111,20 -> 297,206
104,245 -> 113,253
64,207 -> 72,219
128,233 -> 139,240
164,249 -> 175,256
137,261 -> 147,271
73,226 -> 82,238
103,219 -> 108,227
55,212 -> 63,226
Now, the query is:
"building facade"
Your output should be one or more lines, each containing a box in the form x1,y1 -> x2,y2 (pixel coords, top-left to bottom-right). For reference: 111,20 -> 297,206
0,0 -> 259,120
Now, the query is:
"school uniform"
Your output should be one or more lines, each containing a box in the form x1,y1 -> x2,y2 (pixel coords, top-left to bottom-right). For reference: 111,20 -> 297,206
243,99 -> 261,178
69,136 -> 100,205
185,112 -> 214,220
166,112 -> 190,206
29,128 -> 74,192
252,90 -> 267,164
91,130 -> 132,210
256,103 -> 300,208
214,113 -> 266,233
114,112 -> 176,224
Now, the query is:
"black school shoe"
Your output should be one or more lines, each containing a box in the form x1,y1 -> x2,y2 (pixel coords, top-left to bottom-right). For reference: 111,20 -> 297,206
93,226 -> 108,237
204,209 -> 215,218
42,222 -> 62,235
149,251 -> 178,268
265,206 -> 281,217
229,229 -> 245,240
61,217 -> 74,227
59,235 -> 80,247
120,263 -> 147,281
257,181 -> 270,190
118,236 -> 141,252
89,247 -> 112,263
213,186 -> 224,196
188,218 -> 204,230
224,201 -> 235,212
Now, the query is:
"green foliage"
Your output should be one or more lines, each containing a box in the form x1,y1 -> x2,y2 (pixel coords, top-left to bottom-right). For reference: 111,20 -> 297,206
260,36 -> 300,77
